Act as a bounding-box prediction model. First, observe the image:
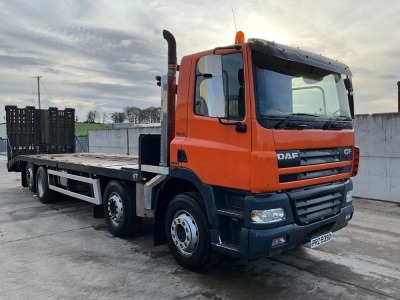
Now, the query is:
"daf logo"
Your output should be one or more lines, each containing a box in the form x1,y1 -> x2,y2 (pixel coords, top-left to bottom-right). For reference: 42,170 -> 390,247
277,152 -> 299,160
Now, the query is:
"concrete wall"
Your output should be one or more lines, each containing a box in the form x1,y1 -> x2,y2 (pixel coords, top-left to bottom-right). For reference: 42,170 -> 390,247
0,123 -> 7,155
352,113 -> 400,202
0,123 -> 6,139
0,140 -> 6,154
88,125 -> 161,156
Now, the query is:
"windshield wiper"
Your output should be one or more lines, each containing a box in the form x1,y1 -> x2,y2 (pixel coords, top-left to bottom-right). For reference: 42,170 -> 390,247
274,113 -> 320,129
323,115 -> 352,130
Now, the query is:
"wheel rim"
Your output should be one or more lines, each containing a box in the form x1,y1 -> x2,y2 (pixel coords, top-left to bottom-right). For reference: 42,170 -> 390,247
171,210 -> 199,256
107,192 -> 123,227
37,174 -> 44,198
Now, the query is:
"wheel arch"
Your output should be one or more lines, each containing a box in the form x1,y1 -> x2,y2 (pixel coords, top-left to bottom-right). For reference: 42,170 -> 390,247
153,168 -> 218,246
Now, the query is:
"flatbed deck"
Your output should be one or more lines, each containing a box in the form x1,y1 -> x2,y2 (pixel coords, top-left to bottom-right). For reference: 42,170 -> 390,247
16,153 -> 140,181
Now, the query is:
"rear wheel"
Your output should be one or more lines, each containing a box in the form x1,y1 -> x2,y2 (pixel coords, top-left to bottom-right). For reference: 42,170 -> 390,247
26,163 -> 36,192
165,192 -> 215,271
103,180 -> 141,238
36,166 -> 55,204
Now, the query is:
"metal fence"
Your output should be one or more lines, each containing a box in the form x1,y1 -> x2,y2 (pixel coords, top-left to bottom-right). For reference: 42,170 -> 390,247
75,136 -> 87,153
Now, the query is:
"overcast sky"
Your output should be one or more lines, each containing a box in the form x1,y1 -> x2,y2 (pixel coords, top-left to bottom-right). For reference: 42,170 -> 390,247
0,0 -> 399,122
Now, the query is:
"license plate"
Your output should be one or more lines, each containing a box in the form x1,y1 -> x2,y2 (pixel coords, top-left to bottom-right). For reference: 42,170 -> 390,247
311,232 -> 332,249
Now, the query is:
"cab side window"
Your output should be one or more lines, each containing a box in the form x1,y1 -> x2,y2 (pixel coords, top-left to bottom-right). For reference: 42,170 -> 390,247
194,53 -> 244,119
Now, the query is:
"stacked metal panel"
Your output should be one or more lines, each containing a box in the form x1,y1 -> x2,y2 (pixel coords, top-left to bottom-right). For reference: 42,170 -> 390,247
5,106 -> 75,170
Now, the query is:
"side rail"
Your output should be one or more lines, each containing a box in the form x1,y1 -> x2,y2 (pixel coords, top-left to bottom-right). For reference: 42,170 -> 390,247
47,170 -> 102,205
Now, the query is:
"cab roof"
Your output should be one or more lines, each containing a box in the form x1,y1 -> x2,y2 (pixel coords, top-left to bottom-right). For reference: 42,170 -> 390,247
247,38 -> 352,76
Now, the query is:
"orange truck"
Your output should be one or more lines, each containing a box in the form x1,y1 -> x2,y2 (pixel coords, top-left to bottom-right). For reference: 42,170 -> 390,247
6,30 -> 359,270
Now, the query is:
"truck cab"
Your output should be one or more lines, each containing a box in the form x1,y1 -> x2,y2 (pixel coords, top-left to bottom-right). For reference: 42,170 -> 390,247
161,31 -> 359,268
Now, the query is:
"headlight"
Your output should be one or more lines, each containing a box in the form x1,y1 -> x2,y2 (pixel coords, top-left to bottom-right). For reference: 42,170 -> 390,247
251,208 -> 286,224
346,190 -> 353,203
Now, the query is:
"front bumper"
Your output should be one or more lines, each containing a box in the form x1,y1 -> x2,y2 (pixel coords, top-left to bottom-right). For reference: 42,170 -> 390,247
246,204 -> 353,259
212,180 -> 354,260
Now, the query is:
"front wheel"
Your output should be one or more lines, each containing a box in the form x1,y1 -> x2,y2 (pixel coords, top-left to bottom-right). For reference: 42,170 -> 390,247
103,180 -> 141,238
165,192 -> 214,271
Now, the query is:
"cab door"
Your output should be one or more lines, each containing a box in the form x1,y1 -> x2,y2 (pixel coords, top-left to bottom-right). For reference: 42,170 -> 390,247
181,52 -> 252,191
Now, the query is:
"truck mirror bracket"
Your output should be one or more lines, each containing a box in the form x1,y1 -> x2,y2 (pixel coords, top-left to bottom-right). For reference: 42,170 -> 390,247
218,117 -> 247,133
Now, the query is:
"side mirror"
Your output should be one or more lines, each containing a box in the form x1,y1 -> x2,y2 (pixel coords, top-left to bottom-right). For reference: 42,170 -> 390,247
348,94 -> 355,118
344,77 -> 355,118
343,77 -> 351,90
199,78 -> 225,117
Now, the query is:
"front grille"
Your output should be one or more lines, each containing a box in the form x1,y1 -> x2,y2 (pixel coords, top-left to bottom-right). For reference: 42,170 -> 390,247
287,183 -> 344,225
277,147 -> 353,183
277,147 -> 352,168
280,166 -> 352,183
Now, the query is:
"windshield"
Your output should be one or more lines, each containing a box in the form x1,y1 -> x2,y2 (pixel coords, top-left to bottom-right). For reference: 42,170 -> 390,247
253,51 -> 351,129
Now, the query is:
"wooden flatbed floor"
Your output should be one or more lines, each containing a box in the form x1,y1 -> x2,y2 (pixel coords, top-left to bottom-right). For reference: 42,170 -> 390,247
24,153 -> 139,168
16,153 -> 140,181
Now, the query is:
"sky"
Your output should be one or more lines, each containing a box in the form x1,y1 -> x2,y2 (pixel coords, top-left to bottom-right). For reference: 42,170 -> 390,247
0,0 -> 399,122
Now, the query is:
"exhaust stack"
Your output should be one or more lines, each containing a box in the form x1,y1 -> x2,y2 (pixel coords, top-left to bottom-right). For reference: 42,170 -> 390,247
161,30 -> 177,166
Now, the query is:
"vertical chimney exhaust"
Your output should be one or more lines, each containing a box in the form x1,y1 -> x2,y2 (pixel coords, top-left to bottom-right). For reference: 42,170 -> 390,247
162,30 -> 177,166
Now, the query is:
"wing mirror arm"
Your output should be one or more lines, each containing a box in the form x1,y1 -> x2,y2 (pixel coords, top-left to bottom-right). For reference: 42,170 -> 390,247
218,117 -> 247,133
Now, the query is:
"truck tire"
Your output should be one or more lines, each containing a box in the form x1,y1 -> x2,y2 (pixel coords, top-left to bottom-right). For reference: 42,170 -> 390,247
26,163 -> 36,192
165,192 -> 214,271
103,180 -> 141,238
36,166 -> 56,204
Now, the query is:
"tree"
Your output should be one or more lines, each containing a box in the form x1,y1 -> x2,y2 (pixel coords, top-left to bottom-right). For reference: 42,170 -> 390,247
110,112 -> 126,123
124,106 -> 141,123
138,107 -> 161,124
150,107 -> 161,123
101,112 -> 108,124
139,108 -> 149,123
108,106 -> 161,124
86,110 -> 99,123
